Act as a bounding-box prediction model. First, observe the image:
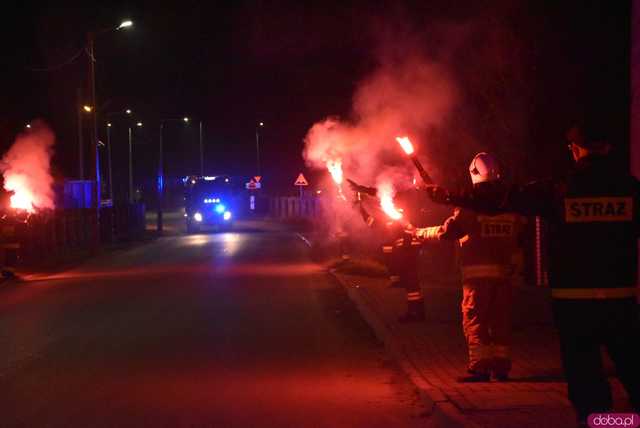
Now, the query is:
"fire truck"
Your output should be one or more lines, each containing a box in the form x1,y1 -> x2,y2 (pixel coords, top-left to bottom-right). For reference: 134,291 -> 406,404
184,175 -> 235,233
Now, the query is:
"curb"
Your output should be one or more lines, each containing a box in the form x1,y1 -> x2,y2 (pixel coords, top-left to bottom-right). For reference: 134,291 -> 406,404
328,269 -> 483,428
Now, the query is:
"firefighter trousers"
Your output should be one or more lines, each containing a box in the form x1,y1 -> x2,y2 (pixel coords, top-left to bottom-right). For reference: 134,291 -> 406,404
382,241 -> 424,316
552,298 -> 640,421
461,278 -> 512,375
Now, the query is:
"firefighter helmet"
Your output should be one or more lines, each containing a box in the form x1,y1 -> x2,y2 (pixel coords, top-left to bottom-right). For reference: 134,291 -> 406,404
469,152 -> 501,185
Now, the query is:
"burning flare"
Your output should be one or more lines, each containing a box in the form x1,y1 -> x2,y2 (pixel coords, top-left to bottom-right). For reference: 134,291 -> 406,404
396,136 -> 415,155
1,121 -> 55,213
326,159 -> 346,200
378,182 -> 403,220
6,177 -> 37,212
326,159 -> 343,185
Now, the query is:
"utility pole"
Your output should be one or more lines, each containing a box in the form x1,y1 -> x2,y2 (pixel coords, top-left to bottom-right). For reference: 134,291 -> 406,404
77,88 -> 84,180
128,127 -> 134,204
199,120 -> 204,176
106,124 -> 113,201
256,122 -> 264,175
88,33 -> 101,213
158,123 -> 164,232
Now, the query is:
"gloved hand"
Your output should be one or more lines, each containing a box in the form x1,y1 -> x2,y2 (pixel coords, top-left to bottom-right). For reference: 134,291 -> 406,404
425,185 -> 450,204
414,226 -> 443,241
347,179 -> 377,196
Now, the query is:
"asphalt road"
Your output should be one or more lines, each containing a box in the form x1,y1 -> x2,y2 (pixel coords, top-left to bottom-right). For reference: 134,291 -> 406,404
0,220 -> 427,427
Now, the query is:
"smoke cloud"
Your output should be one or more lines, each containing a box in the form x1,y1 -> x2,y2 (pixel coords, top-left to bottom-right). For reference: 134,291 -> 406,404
304,54 -> 457,189
1,121 -> 55,212
302,50 -> 459,241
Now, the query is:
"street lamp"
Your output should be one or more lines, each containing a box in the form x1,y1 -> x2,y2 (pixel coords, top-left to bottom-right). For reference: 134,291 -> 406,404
25,123 -> 31,129
179,116 -> 204,175
128,121 -> 143,204
77,103 -> 96,180
87,19 -> 133,229
104,108 -> 133,202
256,121 -> 264,175
157,117 -> 190,232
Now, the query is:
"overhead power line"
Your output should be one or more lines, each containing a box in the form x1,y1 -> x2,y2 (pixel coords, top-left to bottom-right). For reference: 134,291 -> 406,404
25,46 -> 86,72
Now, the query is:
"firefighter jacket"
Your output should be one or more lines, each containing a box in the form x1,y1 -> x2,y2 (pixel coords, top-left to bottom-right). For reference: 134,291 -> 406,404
416,208 -> 522,281
451,154 -> 640,299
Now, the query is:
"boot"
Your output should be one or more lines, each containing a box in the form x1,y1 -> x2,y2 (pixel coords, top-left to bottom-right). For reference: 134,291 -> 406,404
493,373 -> 509,382
397,311 -> 425,323
388,275 -> 405,289
398,300 -> 425,323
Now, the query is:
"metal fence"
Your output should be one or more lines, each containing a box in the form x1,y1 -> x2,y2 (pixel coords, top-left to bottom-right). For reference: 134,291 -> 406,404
268,196 -> 321,219
0,204 -> 146,270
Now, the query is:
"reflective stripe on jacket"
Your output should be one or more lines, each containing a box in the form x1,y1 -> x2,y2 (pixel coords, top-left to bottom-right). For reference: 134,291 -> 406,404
417,207 -> 522,279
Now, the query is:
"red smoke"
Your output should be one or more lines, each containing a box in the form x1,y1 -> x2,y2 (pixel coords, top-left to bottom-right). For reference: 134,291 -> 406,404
304,54 -> 456,188
303,54 -> 457,232
1,121 -> 55,212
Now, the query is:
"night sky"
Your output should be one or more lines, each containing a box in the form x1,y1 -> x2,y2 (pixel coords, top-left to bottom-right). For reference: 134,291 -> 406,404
0,1 -> 631,202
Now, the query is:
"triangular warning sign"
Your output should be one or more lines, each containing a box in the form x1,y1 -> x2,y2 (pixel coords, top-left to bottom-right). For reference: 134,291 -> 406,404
254,176 -> 262,183
294,173 -> 309,186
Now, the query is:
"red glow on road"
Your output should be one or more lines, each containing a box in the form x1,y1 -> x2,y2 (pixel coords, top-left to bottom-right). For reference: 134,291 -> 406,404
21,263 -> 324,283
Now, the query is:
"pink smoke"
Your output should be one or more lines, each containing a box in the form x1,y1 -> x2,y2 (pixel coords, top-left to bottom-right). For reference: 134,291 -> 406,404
303,54 -> 457,235
304,54 -> 456,189
1,121 -> 55,212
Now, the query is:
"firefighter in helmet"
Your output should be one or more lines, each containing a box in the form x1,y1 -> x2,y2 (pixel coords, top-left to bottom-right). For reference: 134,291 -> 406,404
348,179 -> 427,322
424,124 -> 640,426
413,153 -> 524,382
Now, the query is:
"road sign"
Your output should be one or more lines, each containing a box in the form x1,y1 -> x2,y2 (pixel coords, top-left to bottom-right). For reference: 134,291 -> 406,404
254,176 -> 262,183
294,173 -> 309,186
245,179 -> 262,190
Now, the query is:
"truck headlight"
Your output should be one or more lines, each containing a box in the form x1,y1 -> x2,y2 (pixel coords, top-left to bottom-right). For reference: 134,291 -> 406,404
194,212 -> 203,222
223,211 -> 232,221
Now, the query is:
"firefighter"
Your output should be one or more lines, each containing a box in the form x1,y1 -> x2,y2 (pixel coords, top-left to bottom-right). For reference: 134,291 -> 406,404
425,125 -> 640,426
413,152 -> 523,382
348,180 -> 426,322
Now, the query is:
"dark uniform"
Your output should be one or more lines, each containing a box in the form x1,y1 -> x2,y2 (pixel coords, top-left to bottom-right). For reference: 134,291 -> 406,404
439,153 -> 640,419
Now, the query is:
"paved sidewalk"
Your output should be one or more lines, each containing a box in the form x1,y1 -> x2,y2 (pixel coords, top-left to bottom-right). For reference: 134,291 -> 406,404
331,268 -> 631,428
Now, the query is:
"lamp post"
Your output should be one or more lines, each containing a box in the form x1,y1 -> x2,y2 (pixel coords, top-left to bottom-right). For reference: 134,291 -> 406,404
87,19 -> 133,231
256,121 -> 264,175
104,108 -> 132,202
199,120 -> 204,176
77,88 -> 85,179
157,116 -> 191,232
128,121 -> 143,204
106,123 -> 112,200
